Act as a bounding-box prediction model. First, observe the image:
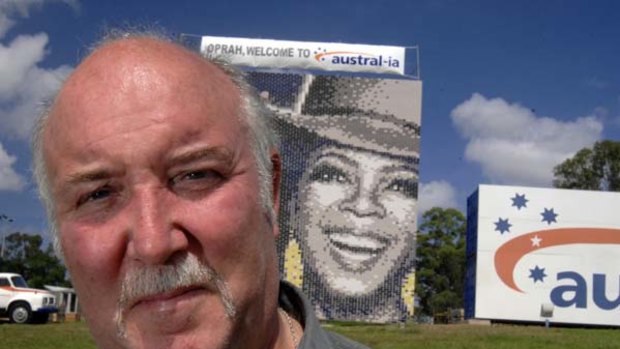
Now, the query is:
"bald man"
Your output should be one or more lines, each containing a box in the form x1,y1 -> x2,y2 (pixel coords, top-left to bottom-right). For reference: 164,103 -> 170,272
32,32 -> 369,349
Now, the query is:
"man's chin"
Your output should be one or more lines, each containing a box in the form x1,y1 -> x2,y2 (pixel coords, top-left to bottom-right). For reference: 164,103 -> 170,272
120,328 -> 231,349
117,290 -> 232,349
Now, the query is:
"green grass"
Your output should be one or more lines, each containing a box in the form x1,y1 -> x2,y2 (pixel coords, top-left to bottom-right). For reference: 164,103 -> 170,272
1,321 -> 620,349
330,322 -> 620,349
0,321 -> 96,349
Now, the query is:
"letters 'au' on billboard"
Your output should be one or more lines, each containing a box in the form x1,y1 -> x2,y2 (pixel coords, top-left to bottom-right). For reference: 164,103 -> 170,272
466,184 -> 620,326
198,36 -> 422,322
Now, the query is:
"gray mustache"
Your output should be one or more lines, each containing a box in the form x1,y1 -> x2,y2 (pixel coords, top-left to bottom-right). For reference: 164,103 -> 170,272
115,253 -> 236,339
118,253 -> 217,309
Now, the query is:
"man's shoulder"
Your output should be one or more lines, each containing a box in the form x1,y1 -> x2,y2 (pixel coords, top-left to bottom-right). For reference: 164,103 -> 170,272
323,330 -> 371,349
279,281 -> 371,349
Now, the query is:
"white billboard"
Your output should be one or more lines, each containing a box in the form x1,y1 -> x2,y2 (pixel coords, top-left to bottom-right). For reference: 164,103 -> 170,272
465,184 -> 620,326
200,36 -> 409,75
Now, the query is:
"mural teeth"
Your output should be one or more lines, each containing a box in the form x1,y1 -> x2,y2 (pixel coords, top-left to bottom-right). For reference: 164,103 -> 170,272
329,233 -> 383,251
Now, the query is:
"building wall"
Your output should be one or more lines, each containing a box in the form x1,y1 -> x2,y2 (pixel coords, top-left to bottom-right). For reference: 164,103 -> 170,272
247,71 -> 422,322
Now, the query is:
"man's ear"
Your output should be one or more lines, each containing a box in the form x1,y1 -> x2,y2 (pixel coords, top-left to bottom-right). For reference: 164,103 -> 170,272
270,150 -> 282,236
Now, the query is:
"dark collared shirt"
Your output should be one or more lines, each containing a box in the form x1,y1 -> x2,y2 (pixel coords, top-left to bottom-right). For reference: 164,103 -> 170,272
279,281 -> 371,349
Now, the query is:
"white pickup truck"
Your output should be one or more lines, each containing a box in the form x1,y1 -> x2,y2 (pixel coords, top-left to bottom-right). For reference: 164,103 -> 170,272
0,272 -> 58,324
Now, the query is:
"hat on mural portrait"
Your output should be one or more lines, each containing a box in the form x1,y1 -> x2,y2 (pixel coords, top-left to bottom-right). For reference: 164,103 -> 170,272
268,75 -> 422,159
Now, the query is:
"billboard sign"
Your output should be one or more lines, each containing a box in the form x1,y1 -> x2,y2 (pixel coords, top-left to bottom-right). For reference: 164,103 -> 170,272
200,36 -> 408,75
466,185 -> 620,326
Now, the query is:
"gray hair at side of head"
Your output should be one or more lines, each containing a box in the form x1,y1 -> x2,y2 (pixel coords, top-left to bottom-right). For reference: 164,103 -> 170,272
210,58 -> 280,222
31,28 -> 279,259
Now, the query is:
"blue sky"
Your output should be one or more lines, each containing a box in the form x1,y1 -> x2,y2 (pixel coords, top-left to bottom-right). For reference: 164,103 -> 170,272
1,0 -> 619,240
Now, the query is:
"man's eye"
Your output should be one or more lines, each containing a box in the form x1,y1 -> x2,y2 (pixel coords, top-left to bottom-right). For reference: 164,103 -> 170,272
387,178 -> 418,199
309,164 -> 349,184
171,170 -> 223,189
77,187 -> 112,207
183,171 -> 212,181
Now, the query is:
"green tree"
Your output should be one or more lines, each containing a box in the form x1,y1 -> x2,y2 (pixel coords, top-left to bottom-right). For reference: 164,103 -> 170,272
415,207 -> 466,319
0,232 -> 69,289
553,140 -> 620,191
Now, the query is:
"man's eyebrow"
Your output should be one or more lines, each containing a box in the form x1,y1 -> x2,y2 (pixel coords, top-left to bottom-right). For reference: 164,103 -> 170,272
168,146 -> 234,166
65,169 -> 113,185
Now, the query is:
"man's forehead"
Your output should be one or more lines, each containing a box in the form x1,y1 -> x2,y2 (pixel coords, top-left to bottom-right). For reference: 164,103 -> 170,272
53,37 -> 235,114
75,37 -> 218,76
42,36 -> 245,167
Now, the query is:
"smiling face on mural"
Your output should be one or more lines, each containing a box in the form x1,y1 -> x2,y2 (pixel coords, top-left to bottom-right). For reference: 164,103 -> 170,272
297,145 -> 417,296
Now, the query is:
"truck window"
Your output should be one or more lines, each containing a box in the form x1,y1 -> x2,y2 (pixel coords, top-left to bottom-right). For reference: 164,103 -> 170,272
11,276 -> 28,288
0,278 -> 9,287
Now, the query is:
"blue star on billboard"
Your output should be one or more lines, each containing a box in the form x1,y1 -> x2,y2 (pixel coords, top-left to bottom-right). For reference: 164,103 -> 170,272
494,218 -> 512,234
511,193 -> 528,210
529,265 -> 547,283
541,208 -> 558,225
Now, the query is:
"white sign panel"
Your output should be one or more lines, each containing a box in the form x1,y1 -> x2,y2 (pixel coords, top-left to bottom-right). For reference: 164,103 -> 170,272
200,36 -> 406,75
471,185 -> 620,326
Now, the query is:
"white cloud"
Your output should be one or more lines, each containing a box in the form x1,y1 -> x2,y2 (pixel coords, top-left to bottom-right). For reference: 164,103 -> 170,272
0,0 -> 79,38
0,1 -> 78,139
0,142 -> 25,190
451,93 -> 603,186
0,33 -> 72,139
418,180 -> 458,214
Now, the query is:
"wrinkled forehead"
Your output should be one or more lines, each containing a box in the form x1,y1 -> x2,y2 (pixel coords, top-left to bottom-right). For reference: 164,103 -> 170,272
41,38 -> 246,179
45,38 -> 241,142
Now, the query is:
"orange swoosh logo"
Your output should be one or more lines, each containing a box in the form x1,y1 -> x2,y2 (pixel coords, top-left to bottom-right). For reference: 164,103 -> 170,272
494,228 -> 620,293
314,51 -> 375,61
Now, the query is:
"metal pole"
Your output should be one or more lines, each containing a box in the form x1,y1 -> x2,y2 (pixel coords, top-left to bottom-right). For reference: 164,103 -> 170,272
1,215 -> 6,259
0,214 -> 13,260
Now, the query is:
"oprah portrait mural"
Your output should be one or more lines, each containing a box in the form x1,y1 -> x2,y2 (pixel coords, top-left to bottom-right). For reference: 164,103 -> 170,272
248,72 -> 422,322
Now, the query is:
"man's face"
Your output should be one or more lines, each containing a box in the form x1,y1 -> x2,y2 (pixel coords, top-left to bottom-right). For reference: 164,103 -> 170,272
298,145 -> 417,296
43,39 -> 280,349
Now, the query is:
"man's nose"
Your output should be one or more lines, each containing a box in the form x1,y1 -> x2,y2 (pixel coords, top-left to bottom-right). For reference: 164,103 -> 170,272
338,185 -> 386,218
128,187 -> 189,265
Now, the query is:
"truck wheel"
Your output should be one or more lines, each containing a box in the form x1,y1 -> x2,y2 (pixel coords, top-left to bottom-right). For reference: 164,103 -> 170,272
9,302 -> 32,324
